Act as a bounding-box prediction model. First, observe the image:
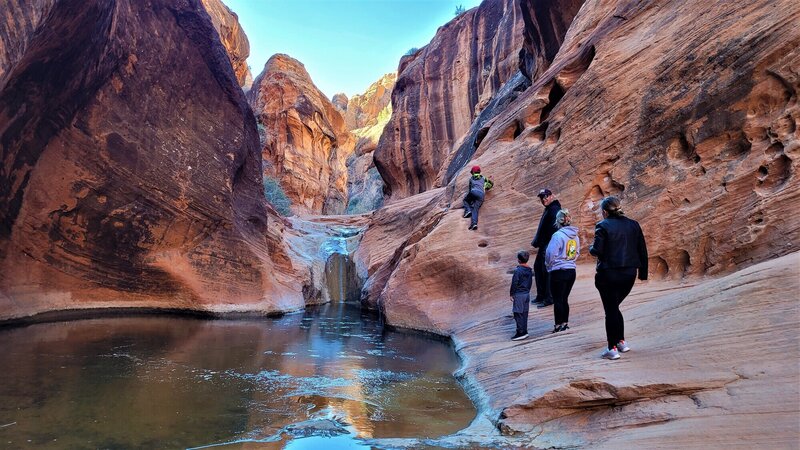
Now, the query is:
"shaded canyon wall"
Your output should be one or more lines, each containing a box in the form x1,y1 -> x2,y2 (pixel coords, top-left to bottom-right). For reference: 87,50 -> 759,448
0,0 -> 307,320
374,0 -> 584,199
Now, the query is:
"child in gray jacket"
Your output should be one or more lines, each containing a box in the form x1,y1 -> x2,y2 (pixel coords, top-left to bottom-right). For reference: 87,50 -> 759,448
545,209 -> 579,333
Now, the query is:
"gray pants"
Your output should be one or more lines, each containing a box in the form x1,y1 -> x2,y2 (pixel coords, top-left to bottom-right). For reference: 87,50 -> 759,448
512,292 -> 530,334
463,192 -> 484,227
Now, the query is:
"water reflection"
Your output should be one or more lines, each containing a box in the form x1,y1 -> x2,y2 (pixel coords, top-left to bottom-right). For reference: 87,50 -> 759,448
0,303 -> 475,449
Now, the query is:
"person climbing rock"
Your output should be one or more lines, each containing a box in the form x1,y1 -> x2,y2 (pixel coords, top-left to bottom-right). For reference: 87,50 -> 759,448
589,196 -> 648,360
509,250 -> 533,341
531,188 -> 560,307
462,166 -> 493,231
545,209 -> 579,334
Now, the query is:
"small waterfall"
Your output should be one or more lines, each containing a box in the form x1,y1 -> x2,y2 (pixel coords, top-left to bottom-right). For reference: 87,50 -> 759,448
322,227 -> 363,304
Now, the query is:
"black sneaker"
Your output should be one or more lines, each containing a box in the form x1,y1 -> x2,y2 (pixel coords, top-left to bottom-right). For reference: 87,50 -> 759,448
469,224 -> 478,230
463,211 -> 472,218
537,301 -> 553,309
511,333 -> 528,341
551,324 -> 563,333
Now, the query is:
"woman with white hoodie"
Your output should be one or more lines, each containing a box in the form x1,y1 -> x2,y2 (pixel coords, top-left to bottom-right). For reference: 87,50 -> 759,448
545,209 -> 579,333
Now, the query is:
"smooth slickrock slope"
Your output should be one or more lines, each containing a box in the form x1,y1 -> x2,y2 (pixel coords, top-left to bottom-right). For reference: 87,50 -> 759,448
0,0 -> 305,320
248,54 -> 355,215
355,0 -> 800,445
374,0 -> 583,199
200,0 -> 253,89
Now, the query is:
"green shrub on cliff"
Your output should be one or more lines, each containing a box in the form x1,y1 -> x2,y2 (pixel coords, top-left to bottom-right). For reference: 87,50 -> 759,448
263,176 -> 292,216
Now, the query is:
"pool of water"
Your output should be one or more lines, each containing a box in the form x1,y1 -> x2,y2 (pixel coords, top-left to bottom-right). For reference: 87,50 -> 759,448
0,303 -> 476,449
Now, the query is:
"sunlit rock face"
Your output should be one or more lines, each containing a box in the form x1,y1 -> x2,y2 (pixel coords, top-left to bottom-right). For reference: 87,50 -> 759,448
200,0 -> 253,88
340,73 -> 396,214
0,0 -> 305,320
248,54 -> 355,215
359,0 -> 800,330
374,0 -> 583,200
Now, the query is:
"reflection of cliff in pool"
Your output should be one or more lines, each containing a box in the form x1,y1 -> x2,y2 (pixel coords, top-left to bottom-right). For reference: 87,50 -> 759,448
0,304 -> 474,448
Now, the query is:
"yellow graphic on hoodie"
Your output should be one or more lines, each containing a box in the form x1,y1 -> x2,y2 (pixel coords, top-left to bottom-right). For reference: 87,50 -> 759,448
566,239 -> 578,260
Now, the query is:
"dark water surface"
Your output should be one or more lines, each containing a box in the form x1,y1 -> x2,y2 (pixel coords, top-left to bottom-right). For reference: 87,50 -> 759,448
0,303 -> 476,449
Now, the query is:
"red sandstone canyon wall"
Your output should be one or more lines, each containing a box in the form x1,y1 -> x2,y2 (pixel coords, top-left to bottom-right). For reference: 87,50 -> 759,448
357,0 -> 800,330
200,0 -> 253,89
247,54 -> 354,215
373,0 -> 584,200
0,0 -> 305,320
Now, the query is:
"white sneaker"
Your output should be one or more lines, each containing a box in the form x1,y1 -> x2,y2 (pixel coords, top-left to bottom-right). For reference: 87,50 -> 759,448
617,340 -> 630,353
601,347 -> 620,360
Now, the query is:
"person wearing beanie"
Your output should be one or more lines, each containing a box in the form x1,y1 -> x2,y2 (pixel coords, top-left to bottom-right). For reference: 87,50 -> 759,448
589,196 -> 649,361
530,188 -> 560,308
545,209 -> 579,334
462,165 -> 493,231
509,250 -> 533,341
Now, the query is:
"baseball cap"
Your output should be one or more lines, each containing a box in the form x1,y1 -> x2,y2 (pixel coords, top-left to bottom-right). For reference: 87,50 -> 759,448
537,188 -> 552,198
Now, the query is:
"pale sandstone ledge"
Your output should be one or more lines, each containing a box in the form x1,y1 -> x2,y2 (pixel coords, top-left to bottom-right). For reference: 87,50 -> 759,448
449,253 -> 799,447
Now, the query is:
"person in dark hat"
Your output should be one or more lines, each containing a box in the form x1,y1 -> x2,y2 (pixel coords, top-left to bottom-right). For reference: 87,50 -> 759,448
462,165 -> 493,231
530,188 -> 560,307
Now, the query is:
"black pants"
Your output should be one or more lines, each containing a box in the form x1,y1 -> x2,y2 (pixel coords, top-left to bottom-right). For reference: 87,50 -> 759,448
595,268 -> 637,350
533,250 -> 552,303
550,268 -> 576,325
512,293 -> 530,334
463,192 -> 484,227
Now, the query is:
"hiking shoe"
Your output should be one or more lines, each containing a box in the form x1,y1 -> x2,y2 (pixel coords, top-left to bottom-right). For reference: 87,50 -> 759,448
531,300 -> 544,306
617,340 -> 630,353
463,211 -> 472,218
469,224 -> 478,230
561,324 -> 570,331
536,301 -> 553,309
551,325 -> 562,334
511,333 -> 529,341
601,347 -> 620,360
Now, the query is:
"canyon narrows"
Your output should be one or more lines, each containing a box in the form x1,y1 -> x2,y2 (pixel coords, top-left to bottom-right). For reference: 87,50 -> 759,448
2,0 -> 799,448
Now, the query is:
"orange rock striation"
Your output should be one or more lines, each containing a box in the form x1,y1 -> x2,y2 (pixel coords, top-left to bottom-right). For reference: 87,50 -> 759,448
374,0 -> 583,200
200,0 -> 253,89
354,0 -> 800,445
0,0 -> 306,320
247,54 -> 355,215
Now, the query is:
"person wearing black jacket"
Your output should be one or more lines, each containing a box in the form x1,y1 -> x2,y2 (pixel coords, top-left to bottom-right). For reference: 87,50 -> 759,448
531,188 -> 561,308
509,250 -> 534,341
589,196 -> 648,360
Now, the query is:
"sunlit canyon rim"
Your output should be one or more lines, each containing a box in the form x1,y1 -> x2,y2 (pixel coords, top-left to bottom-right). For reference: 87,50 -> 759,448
1,0 -> 799,448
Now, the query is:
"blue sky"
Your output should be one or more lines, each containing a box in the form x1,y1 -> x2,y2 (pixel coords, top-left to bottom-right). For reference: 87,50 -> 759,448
225,0 -> 483,98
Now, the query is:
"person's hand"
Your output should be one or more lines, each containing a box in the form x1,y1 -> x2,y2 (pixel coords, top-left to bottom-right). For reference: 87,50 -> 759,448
510,296 -> 514,302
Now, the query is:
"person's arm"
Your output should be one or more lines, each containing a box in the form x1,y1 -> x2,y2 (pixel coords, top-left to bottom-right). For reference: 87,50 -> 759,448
510,268 -> 519,297
637,223 -> 649,280
545,236 -> 558,271
589,223 -> 606,258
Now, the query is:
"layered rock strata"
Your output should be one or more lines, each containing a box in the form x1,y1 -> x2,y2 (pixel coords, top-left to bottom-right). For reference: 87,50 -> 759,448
200,0 -> 253,89
0,0 -> 304,320
355,0 -> 800,444
336,74 -> 397,214
374,0 -> 583,199
248,54 -> 354,215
